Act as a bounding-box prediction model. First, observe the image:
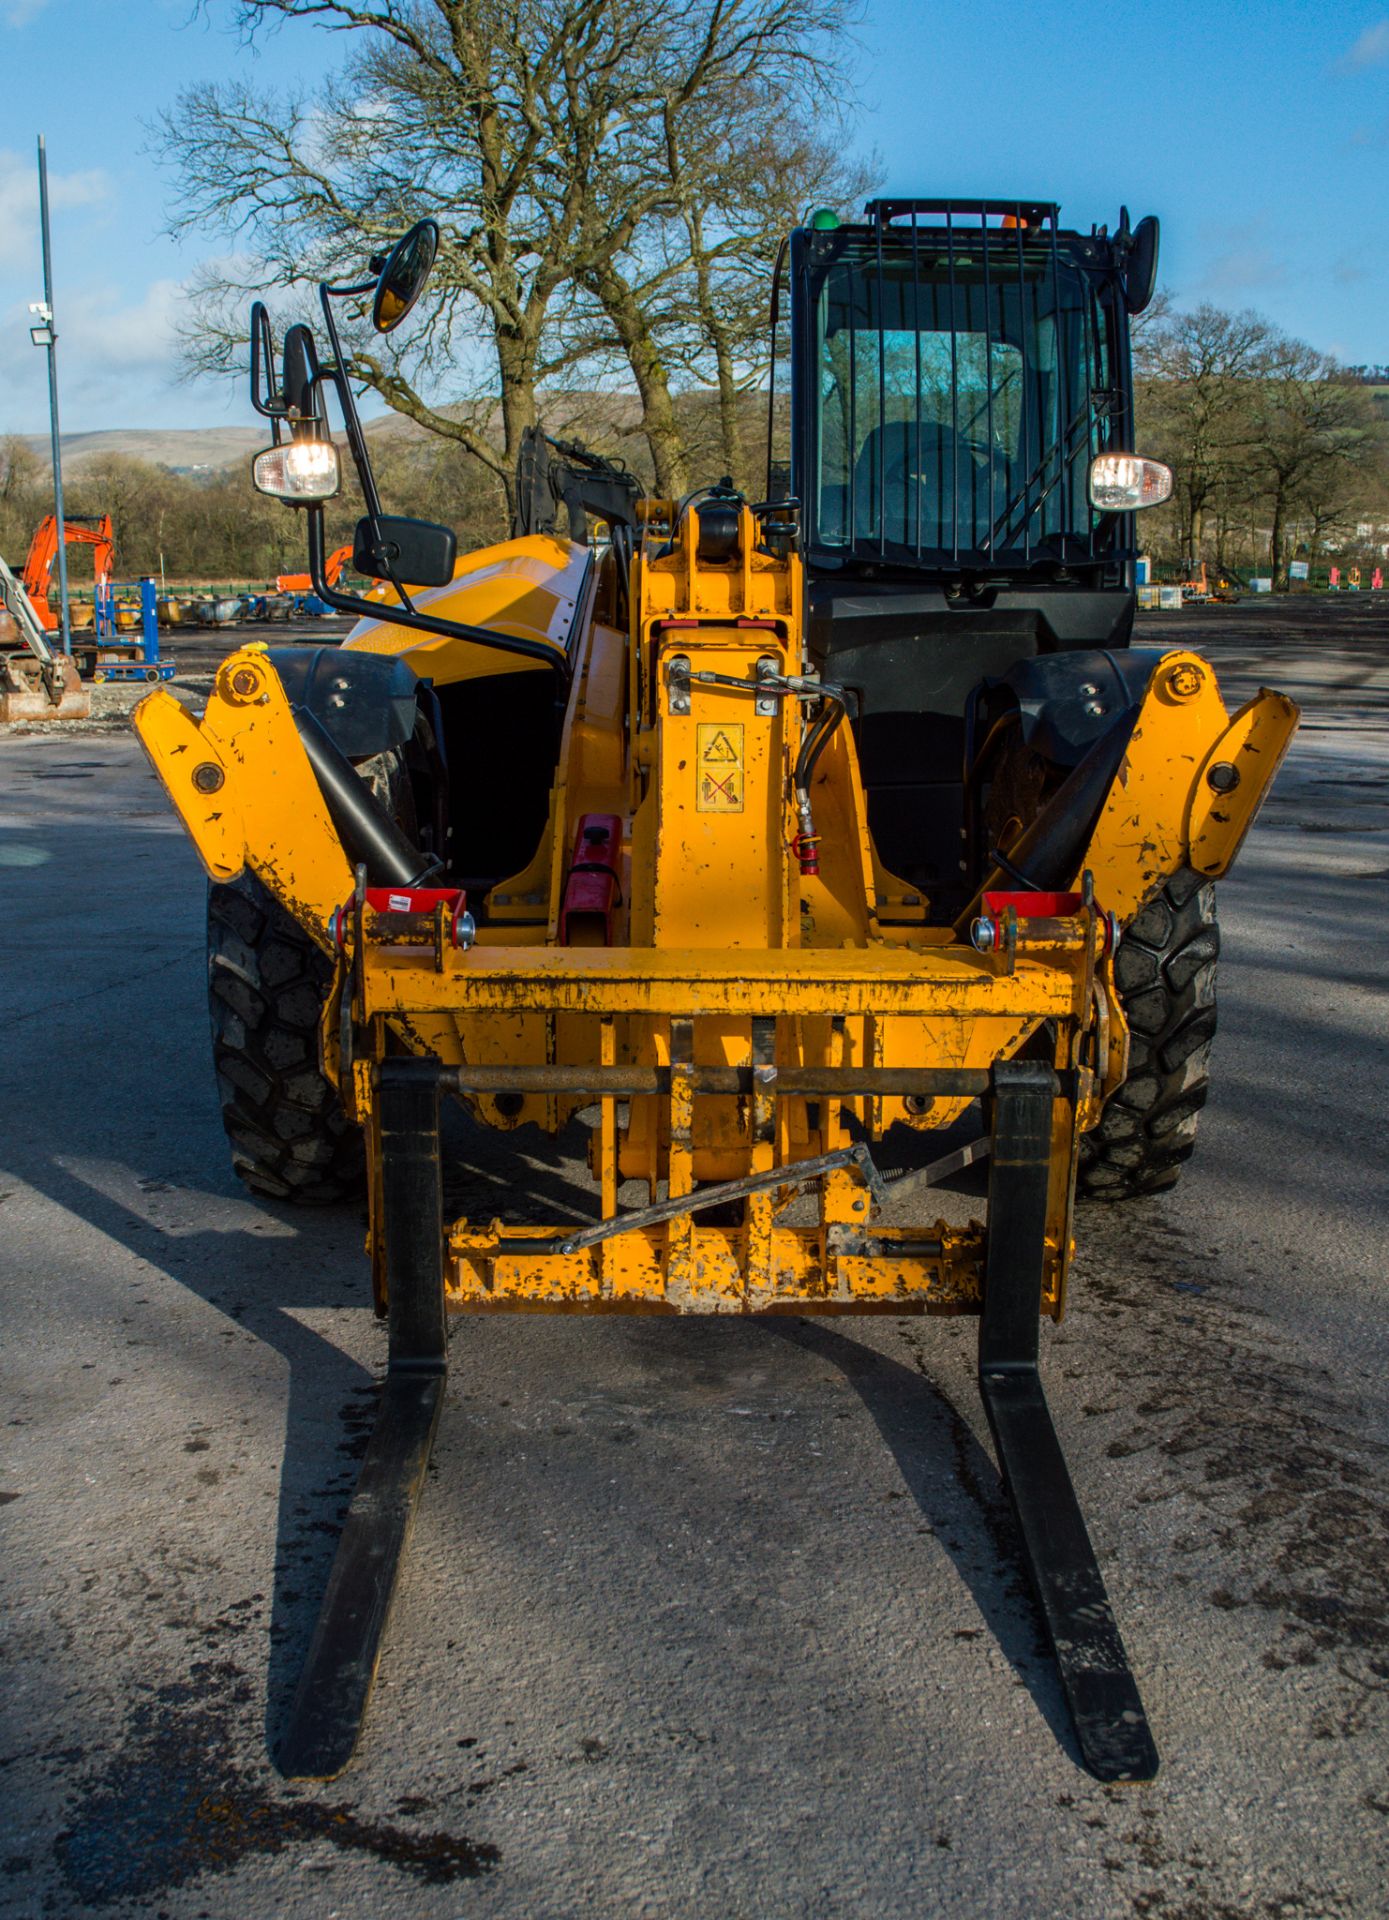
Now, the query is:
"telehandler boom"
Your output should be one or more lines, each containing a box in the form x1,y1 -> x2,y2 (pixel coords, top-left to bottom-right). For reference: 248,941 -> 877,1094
136,203 -> 1297,1784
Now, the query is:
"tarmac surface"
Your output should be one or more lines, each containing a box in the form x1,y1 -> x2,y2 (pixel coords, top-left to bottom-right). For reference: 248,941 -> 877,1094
1,596 -> 1386,1918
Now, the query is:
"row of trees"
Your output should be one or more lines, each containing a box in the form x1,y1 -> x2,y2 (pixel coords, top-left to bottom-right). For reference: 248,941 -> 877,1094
1133,300 -> 1387,588
0,429 -> 508,585
1,437 -> 287,584
167,0 -> 871,511
9,311 -> 1382,593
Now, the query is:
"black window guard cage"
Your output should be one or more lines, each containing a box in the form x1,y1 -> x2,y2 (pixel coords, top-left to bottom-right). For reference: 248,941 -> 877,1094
792,203 -> 1132,574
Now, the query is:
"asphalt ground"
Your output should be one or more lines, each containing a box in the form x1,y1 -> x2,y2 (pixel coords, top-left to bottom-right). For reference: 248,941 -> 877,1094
1,596 -> 1386,1918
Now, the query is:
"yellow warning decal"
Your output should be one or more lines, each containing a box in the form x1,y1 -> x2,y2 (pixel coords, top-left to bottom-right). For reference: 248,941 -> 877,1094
696,722 -> 744,813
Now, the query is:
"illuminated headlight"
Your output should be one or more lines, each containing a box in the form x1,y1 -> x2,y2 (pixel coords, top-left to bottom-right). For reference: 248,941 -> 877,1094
252,437 -> 341,502
1088,454 -> 1172,512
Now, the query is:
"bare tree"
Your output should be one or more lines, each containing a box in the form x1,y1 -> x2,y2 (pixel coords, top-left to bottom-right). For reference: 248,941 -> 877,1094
655,99 -> 874,491
1247,348 -> 1379,587
168,3 -> 647,512
1134,302 -> 1276,563
165,0 -> 864,508
0,438 -> 47,565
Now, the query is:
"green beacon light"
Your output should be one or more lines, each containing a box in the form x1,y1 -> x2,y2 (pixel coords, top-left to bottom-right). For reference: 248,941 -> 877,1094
809,207 -> 840,231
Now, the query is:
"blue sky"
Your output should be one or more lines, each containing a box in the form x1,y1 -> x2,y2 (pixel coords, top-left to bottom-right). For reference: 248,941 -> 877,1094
0,0 -> 1385,435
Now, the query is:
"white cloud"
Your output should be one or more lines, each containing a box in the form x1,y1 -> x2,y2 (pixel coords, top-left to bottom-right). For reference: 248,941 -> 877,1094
0,146 -> 108,272
1338,19 -> 1389,71
3,0 -> 53,25
65,277 -> 187,374
1198,245 -> 1288,296
0,276 -> 218,430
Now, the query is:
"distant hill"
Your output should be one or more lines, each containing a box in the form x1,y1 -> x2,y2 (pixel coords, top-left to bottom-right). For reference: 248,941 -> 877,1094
18,393 -> 655,477
20,426 -> 268,473
18,418 -> 467,475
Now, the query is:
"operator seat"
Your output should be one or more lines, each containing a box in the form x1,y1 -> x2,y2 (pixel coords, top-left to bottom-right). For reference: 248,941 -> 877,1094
853,419 -> 983,548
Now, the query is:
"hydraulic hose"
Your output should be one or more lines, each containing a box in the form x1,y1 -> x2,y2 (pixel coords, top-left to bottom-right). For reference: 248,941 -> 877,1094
791,681 -> 847,875
668,659 -> 846,877
293,704 -> 440,888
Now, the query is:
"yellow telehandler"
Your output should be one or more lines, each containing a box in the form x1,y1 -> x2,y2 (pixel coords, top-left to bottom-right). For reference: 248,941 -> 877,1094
135,202 -> 1297,1784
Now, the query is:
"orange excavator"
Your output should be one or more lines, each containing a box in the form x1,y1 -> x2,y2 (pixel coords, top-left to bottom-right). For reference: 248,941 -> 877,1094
0,548 -> 91,719
276,542 -> 352,594
1178,561 -> 1242,604
21,513 -> 116,631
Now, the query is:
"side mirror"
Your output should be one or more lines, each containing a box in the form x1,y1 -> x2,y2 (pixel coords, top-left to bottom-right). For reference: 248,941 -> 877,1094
1123,214 -> 1160,315
371,219 -> 440,334
281,324 -> 321,423
353,514 -> 456,588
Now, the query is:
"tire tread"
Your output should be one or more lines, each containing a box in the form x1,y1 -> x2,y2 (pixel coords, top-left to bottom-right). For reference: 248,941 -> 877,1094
1079,869 -> 1218,1201
207,875 -> 363,1204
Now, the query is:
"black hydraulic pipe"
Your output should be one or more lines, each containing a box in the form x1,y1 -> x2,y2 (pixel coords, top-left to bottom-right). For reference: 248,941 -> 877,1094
293,704 -> 439,887
954,707 -> 1138,936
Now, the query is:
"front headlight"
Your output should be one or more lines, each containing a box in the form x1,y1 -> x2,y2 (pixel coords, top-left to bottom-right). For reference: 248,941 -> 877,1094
1089,453 -> 1172,512
252,436 -> 342,503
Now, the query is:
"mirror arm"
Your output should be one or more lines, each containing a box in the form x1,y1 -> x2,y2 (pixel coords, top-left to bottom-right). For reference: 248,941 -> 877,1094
316,280 -> 434,617
318,281 -> 385,523
304,507 -> 570,684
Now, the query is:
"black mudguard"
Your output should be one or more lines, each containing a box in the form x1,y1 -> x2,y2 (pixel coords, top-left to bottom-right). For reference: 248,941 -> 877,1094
266,646 -> 422,759
977,648 -> 1161,769
960,649 -> 1163,904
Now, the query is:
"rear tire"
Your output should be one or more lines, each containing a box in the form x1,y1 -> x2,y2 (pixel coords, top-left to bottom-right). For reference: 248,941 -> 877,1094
1078,869 -> 1219,1201
207,873 -> 364,1204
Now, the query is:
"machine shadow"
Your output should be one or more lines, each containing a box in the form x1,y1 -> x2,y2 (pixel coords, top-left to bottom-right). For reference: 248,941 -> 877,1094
438,1102 -> 612,1228
761,1315 -> 1080,1764
0,1132 -> 380,1766
8,1016 -> 1072,1778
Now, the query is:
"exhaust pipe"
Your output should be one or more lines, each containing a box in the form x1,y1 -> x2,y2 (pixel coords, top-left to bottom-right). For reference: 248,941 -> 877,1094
292,704 -> 440,888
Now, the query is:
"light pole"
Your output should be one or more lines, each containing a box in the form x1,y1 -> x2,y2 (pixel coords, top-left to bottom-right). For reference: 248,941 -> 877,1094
29,134 -> 71,657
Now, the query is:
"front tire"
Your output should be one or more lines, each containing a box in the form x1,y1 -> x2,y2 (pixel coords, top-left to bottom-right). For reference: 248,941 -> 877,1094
207,874 -> 364,1204
1079,869 -> 1219,1201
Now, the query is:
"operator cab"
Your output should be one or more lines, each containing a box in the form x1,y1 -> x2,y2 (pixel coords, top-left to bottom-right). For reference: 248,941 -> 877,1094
781,198 -> 1164,911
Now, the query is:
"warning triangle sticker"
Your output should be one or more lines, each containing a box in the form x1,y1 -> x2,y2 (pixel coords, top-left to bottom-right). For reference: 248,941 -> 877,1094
702,729 -> 739,763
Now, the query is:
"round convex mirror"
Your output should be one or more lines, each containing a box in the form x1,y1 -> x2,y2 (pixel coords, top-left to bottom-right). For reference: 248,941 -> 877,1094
372,219 -> 440,334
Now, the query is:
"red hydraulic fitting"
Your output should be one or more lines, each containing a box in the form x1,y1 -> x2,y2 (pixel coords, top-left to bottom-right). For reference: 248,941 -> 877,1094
794,790 -> 820,876
560,813 -> 624,943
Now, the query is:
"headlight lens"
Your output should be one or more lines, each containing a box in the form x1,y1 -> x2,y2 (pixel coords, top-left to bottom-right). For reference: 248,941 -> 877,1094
252,437 -> 341,502
1088,453 -> 1172,512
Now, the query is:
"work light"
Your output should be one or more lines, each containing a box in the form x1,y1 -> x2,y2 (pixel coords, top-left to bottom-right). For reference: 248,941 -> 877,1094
1088,453 -> 1172,512
252,435 -> 342,503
